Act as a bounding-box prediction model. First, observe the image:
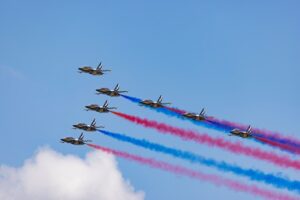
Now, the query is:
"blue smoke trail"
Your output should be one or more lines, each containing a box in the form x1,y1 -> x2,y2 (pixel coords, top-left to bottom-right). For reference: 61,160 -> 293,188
253,133 -> 300,151
201,119 -> 300,154
120,94 -> 142,103
120,94 -> 300,153
155,107 -> 229,133
99,129 -> 300,193
121,94 -> 229,133
205,119 -> 300,148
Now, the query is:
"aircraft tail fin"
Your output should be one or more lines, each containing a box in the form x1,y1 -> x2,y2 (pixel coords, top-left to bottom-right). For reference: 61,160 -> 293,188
247,125 -> 252,133
97,62 -> 102,70
157,95 -> 163,103
79,133 -> 84,140
103,100 -> 109,108
157,95 -> 171,105
200,108 -> 205,116
114,84 -> 120,91
91,118 -> 96,126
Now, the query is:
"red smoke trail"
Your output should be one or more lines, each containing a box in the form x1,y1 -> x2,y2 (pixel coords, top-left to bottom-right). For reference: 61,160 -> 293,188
88,143 -> 298,200
122,94 -> 300,153
111,111 -> 300,170
255,137 -> 300,154
164,106 -> 300,153
209,116 -> 300,145
164,106 -> 186,114
168,107 -> 300,155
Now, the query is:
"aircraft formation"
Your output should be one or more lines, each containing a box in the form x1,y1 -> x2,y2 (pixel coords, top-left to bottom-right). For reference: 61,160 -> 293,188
63,61 -> 254,145
61,61 -> 252,146
56,60 -> 300,200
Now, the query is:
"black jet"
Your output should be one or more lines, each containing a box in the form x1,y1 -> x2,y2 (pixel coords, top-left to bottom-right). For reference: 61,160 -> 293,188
85,100 -> 117,113
182,108 -> 206,121
140,95 -> 171,108
60,133 -> 91,145
230,125 -> 252,138
78,62 -> 111,76
73,118 -> 104,132
96,84 -> 128,97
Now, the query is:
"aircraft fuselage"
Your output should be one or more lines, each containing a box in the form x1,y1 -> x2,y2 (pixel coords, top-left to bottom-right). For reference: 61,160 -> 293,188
96,88 -> 120,96
183,113 -> 206,121
230,129 -> 251,138
78,67 -> 104,75
61,137 -> 85,145
73,124 -> 97,131
86,106 -> 110,113
140,100 -> 163,108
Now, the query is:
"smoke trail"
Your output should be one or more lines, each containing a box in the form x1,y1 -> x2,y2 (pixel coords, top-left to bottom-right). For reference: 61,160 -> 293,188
99,129 -> 300,192
208,117 -> 300,150
164,105 -> 300,150
111,111 -> 300,170
164,106 -> 186,114
120,94 -> 142,103
121,94 -> 228,133
155,107 -> 230,133
88,143 -> 299,200
164,107 -> 300,154
120,94 -> 300,154
164,105 -> 300,152
255,137 -> 300,154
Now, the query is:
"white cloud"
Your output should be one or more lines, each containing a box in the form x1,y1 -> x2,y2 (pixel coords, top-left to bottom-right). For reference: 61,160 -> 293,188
0,147 -> 145,200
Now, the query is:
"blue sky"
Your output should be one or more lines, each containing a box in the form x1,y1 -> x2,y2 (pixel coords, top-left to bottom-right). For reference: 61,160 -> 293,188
1,1 -> 300,199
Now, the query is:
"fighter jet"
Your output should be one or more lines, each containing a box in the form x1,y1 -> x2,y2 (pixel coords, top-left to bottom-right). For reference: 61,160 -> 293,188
78,62 -> 111,76
230,125 -> 252,138
140,95 -> 171,108
73,118 -> 104,132
85,100 -> 117,113
182,108 -> 206,121
60,133 -> 91,145
96,84 -> 128,97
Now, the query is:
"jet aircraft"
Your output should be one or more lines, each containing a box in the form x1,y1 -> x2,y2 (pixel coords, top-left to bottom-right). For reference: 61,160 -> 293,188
96,84 -> 128,97
85,100 -> 116,113
73,118 -> 104,132
182,108 -> 206,121
60,133 -> 91,145
140,95 -> 171,108
78,62 -> 111,76
230,125 -> 252,138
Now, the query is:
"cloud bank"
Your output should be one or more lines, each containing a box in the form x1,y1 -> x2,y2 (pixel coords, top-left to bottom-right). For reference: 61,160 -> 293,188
0,147 -> 144,200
